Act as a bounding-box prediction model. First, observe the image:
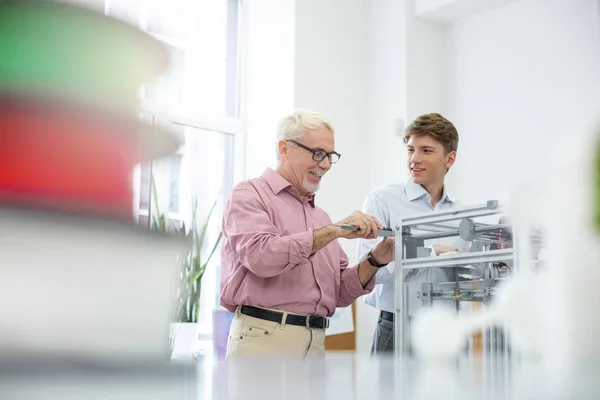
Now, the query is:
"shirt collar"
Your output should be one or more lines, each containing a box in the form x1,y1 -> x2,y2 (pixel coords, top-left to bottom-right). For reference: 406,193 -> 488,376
261,168 -> 316,207
261,167 -> 290,194
404,178 -> 454,205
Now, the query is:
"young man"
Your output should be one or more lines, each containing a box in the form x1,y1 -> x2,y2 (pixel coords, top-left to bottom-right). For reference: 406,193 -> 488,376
357,113 -> 467,355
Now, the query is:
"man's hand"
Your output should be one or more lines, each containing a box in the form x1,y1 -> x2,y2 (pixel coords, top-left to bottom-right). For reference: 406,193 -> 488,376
335,210 -> 383,239
371,237 -> 395,265
356,237 -> 395,286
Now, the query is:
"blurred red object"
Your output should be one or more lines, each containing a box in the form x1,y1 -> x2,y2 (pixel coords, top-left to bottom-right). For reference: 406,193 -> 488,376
0,98 -> 143,220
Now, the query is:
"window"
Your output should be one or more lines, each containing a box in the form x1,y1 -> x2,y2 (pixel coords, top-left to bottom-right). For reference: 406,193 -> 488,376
105,0 -> 244,337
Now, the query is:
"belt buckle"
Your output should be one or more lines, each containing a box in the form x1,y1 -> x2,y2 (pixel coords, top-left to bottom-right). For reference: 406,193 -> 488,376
306,316 -> 328,329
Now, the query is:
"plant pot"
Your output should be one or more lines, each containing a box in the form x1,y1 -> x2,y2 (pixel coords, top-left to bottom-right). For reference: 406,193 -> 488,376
170,322 -> 200,360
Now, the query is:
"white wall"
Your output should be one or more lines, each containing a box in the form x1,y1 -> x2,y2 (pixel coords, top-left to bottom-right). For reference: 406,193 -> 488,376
444,0 -> 600,204
294,0 -> 369,225
415,0 -> 516,21
244,0 -> 296,179
294,0 -> 378,354
405,1 -> 447,122
367,0 -> 408,191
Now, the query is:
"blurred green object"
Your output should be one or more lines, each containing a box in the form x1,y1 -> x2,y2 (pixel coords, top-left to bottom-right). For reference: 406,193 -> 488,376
0,0 -> 179,161
0,0 -> 168,113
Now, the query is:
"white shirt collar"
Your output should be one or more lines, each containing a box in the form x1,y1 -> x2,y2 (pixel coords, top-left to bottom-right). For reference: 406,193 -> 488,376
404,178 -> 454,205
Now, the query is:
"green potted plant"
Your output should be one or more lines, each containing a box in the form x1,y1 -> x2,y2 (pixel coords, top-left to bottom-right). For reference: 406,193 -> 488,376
173,195 -> 222,323
150,176 -> 223,359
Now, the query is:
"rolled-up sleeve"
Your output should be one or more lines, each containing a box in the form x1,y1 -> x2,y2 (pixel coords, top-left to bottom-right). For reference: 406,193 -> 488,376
336,245 -> 375,308
223,185 -> 314,278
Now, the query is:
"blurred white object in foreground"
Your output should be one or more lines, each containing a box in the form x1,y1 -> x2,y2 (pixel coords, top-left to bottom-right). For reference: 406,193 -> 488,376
541,121 -> 600,369
0,208 -> 185,362
412,305 -> 472,361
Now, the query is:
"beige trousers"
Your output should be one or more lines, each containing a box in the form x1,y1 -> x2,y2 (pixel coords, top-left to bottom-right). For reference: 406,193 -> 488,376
225,306 -> 326,359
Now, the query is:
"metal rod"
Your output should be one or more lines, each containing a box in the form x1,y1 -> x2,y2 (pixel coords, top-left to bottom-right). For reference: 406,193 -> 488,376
432,278 -> 508,290
407,223 -> 510,241
504,325 -> 512,398
490,322 -> 496,395
401,248 -> 514,269
403,282 -> 410,353
426,290 -> 487,299
399,201 -> 501,226
409,225 -> 454,233
393,221 -> 404,361
407,231 -> 460,241
482,321 -> 489,397
415,222 -> 461,231
425,222 -> 461,229
338,224 -> 394,237
475,223 -> 510,233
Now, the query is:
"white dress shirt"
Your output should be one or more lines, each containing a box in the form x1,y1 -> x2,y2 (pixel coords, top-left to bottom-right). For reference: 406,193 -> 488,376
357,178 -> 469,315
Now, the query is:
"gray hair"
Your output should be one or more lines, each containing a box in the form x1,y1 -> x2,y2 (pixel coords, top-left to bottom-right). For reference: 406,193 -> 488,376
276,108 -> 334,159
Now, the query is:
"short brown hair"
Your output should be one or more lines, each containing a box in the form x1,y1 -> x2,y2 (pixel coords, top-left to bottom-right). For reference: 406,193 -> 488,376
404,113 -> 458,153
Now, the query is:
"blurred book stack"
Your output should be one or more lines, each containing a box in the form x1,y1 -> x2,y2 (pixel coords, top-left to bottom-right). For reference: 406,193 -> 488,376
0,1 -> 193,398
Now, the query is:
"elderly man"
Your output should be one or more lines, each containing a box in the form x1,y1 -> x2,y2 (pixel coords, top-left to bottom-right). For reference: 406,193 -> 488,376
357,113 -> 469,356
220,108 -> 394,358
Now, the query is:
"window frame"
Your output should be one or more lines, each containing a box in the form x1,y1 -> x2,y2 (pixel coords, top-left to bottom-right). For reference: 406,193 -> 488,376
105,0 -> 248,338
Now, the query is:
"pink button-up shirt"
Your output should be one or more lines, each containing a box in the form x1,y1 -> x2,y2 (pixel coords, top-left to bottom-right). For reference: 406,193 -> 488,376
220,168 -> 374,317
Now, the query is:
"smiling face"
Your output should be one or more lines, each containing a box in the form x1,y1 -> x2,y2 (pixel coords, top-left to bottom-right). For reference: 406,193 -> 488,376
278,127 -> 335,196
407,134 -> 456,188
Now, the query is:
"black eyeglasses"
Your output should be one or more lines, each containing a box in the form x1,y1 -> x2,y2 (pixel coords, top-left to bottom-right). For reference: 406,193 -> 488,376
286,140 -> 341,164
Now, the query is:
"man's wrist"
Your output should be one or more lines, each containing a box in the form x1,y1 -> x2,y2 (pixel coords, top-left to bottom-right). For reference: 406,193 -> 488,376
311,225 -> 341,254
360,256 -> 379,274
357,257 -> 379,287
327,224 -> 341,239
366,250 -> 388,268
315,224 -> 339,239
